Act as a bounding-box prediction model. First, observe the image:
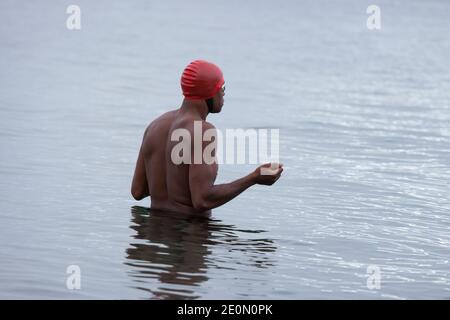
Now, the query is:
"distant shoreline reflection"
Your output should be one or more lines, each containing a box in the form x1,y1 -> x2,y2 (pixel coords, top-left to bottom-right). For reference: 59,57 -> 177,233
125,206 -> 277,299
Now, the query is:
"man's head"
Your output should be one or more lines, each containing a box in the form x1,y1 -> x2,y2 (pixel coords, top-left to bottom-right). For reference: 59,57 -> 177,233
181,60 -> 225,113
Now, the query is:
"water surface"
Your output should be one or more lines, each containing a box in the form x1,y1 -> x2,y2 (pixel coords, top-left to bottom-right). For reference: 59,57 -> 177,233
0,0 -> 449,299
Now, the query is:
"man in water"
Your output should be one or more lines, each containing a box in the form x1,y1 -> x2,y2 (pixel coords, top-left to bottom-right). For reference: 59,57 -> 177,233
131,60 -> 283,215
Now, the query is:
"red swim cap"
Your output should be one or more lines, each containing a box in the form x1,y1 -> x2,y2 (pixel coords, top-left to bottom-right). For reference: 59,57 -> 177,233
181,60 -> 225,100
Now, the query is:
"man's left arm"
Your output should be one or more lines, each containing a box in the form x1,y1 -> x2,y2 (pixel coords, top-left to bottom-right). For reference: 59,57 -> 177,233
131,134 -> 149,200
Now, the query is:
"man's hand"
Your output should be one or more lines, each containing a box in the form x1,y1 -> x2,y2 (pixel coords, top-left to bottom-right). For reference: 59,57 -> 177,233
252,163 -> 284,185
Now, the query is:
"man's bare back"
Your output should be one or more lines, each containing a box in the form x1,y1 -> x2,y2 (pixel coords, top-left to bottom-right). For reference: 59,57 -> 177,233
131,109 -> 216,214
131,60 -> 283,215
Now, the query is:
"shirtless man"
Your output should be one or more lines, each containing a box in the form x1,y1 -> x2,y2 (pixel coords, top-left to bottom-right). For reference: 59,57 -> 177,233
131,60 -> 283,215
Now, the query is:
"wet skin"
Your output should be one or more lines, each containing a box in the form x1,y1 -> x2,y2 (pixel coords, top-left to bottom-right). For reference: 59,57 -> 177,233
131,87 -> 283,215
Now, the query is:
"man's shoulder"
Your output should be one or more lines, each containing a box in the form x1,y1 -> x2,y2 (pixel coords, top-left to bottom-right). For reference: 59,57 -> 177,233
155,109 -> 178,123
202,120 -> 216,131
186,120 -> 216,136
175,118 -> 216,131
146,109 -> 177,130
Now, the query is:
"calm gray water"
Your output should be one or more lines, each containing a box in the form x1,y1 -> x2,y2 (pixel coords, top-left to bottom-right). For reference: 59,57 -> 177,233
1,0 -> 449,299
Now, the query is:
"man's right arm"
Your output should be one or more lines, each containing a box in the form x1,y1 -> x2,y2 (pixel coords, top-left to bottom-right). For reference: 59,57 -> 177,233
189,162 -> 283,212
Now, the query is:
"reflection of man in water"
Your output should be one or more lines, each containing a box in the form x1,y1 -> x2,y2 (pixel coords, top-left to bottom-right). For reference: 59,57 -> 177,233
131,60 -> 283,215
126,206 -> 276,299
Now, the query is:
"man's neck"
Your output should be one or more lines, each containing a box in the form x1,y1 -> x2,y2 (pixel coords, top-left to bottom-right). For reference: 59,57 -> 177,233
180,98 -> 209,120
